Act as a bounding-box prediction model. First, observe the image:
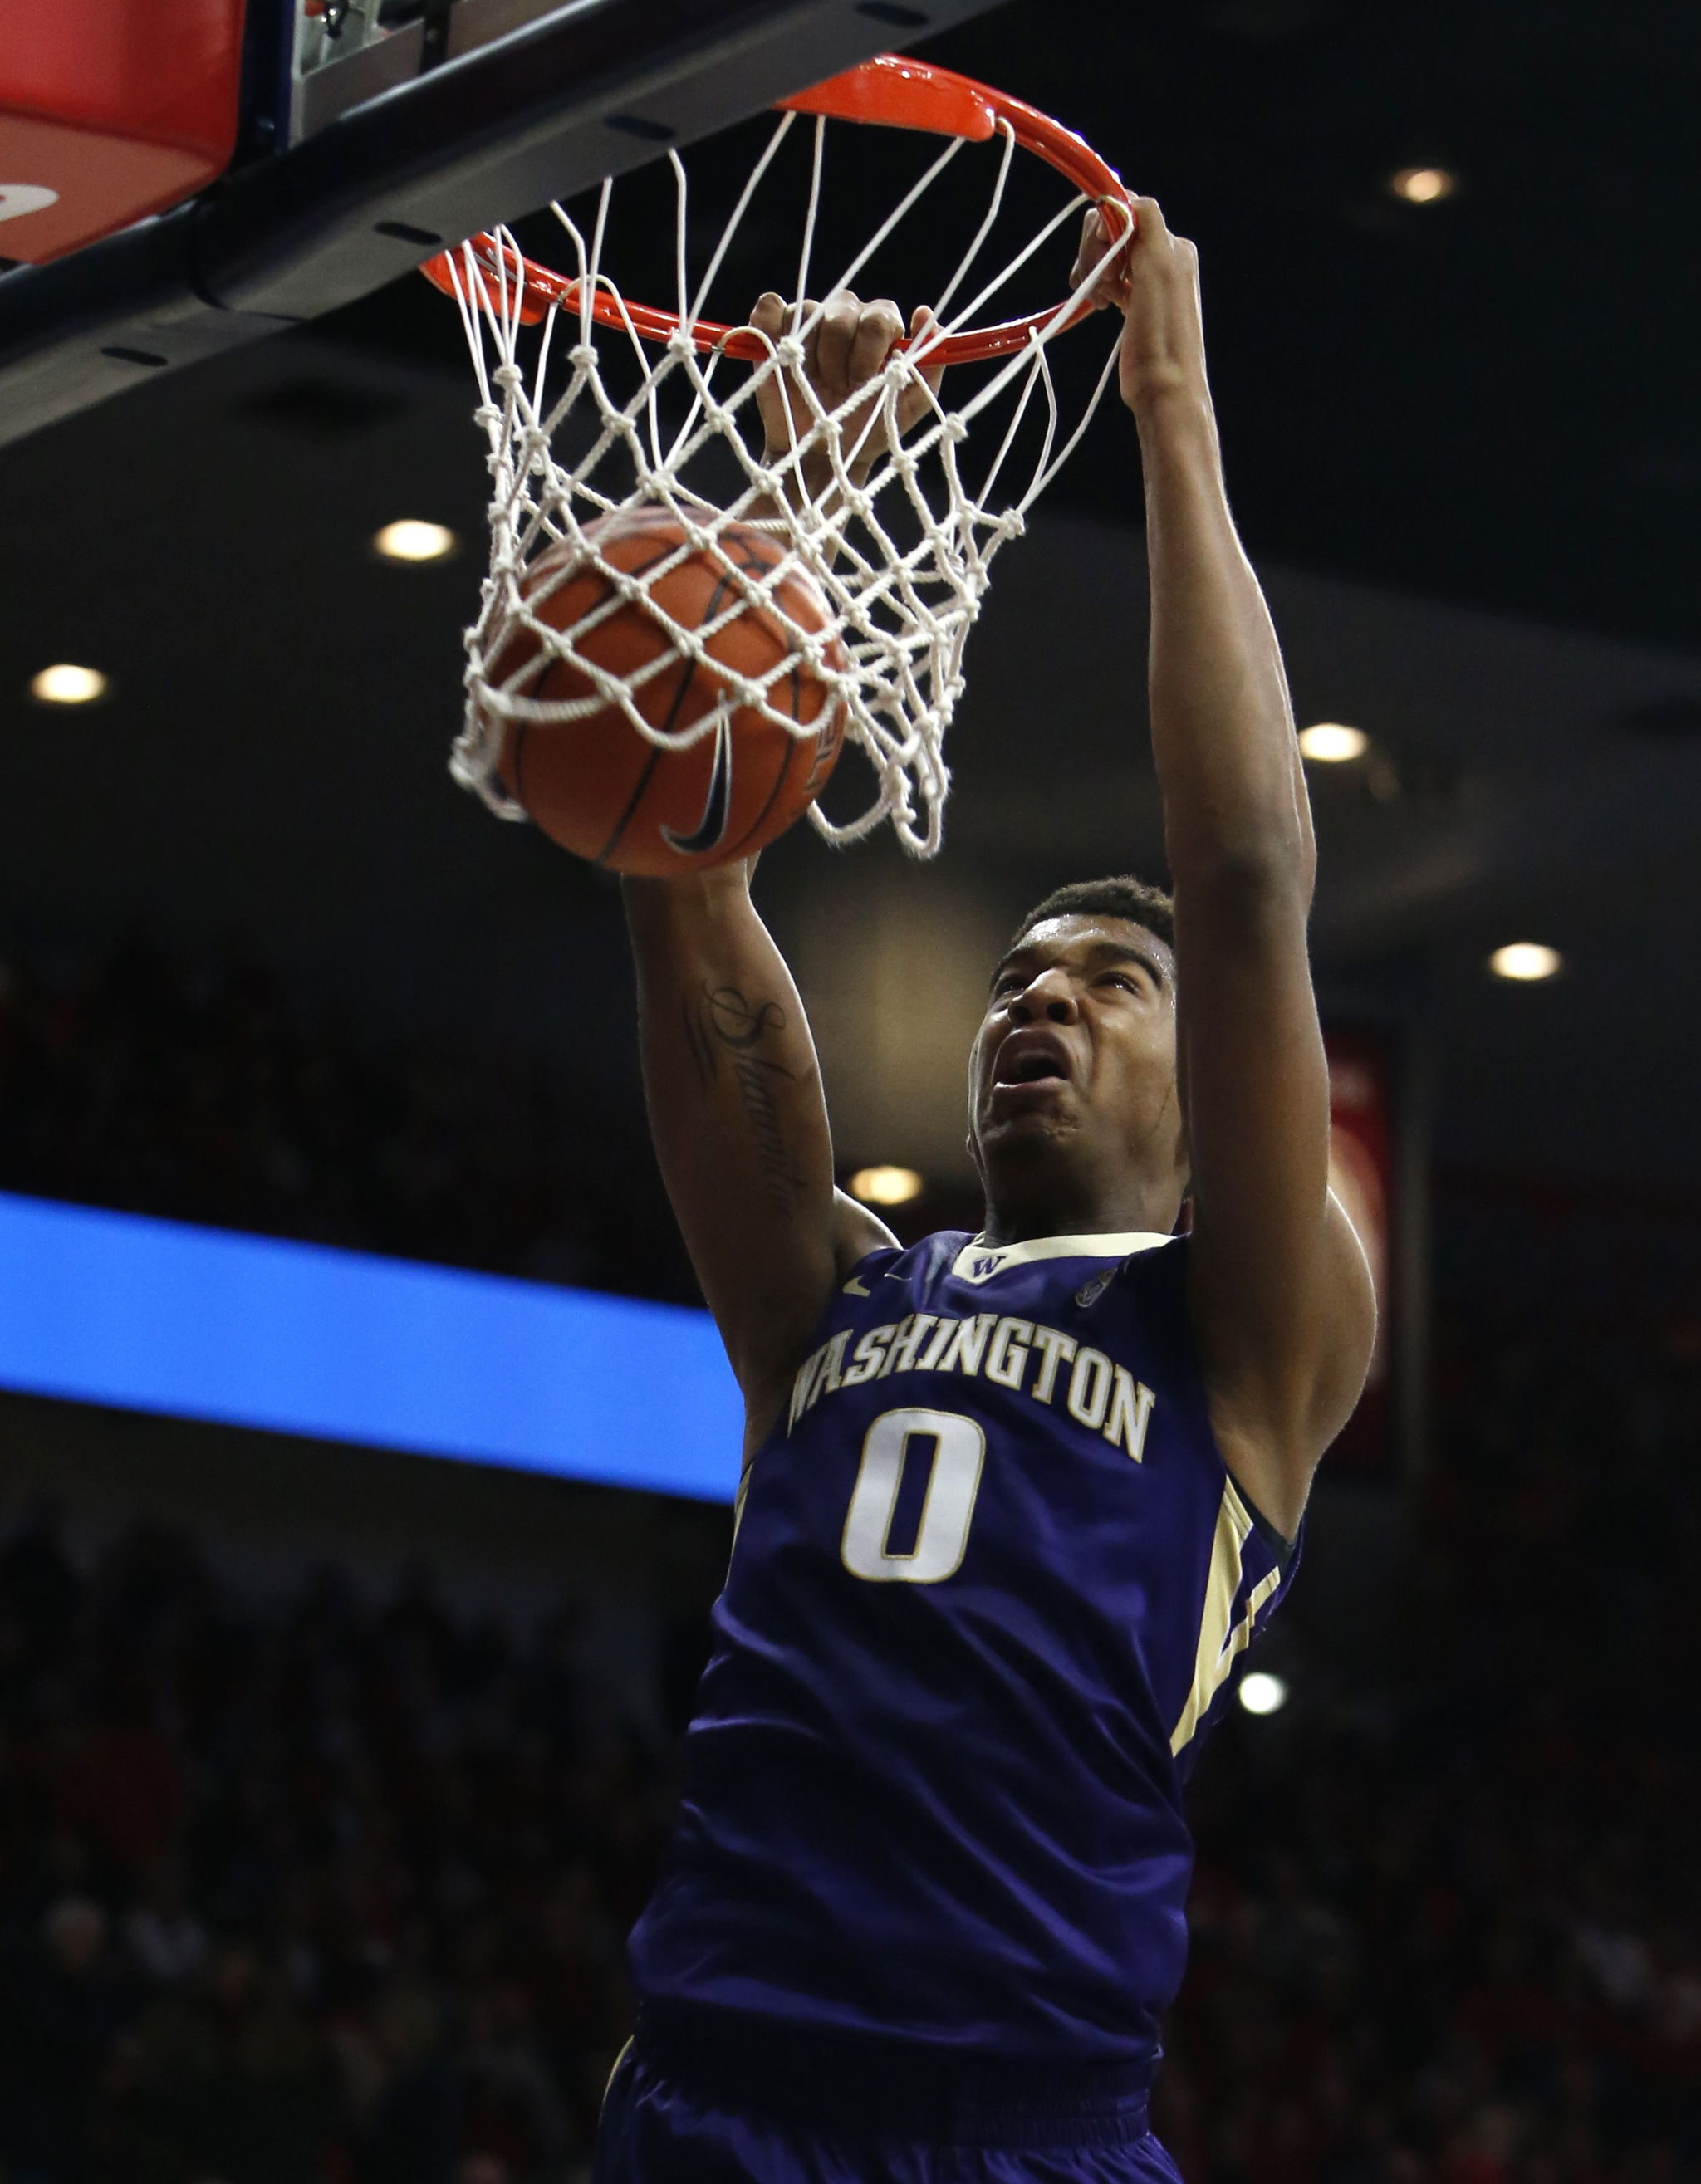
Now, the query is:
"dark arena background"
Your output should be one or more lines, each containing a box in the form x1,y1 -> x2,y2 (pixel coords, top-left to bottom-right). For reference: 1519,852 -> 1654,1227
2,2 -> 1699,2182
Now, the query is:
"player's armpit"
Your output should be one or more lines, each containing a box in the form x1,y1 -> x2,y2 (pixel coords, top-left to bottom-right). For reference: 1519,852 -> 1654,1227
622,865 -> 883,1442
1199,1192 -> 1377,1544
833,1184 -> 900,1285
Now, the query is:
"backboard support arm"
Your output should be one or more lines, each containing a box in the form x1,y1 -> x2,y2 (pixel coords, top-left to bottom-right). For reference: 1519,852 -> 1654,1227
0,0 -> 1010,453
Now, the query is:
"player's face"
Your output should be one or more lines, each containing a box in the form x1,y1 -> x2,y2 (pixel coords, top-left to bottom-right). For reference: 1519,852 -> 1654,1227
967,914 -> 1186,1217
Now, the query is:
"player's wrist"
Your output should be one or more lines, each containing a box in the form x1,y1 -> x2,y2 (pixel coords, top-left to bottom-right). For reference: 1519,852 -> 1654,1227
1123,356 -> 1208,411
762,444 -> 865,502
620,863 -> 754,925
626,855 -> 752,889
1127,374 -> 1216,443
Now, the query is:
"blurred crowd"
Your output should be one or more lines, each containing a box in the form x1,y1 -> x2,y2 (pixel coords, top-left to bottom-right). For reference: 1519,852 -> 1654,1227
0,930 -> 1697,2184
0,1520 -> 668,2184
0,933 -> 694,1304
1156,1300 -> 1701,2184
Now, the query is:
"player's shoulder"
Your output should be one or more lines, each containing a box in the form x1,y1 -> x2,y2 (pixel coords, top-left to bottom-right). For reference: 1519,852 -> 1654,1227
836,1228 -> 967,1302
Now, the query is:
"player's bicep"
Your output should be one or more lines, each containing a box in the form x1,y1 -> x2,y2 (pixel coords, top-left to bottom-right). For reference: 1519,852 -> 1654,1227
1176,872 -> 1376,1520
623,870 -> 841,1405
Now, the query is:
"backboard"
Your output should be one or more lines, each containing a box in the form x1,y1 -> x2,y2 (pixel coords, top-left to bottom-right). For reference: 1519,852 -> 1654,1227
0,0 -> 1009,452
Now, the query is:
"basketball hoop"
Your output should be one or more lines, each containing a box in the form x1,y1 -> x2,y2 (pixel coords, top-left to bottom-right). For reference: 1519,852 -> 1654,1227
424,53 -> 1135,859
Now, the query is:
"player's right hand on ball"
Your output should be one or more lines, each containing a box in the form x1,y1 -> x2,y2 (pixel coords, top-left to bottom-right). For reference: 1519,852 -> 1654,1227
748,291 -> 944,487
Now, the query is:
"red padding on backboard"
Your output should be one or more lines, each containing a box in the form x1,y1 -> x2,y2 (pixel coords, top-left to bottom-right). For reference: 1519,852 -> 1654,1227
0,0 -> 247,263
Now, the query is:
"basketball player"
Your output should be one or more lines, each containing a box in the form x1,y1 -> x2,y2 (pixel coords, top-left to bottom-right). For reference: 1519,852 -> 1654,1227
597,198 -> 1378,2180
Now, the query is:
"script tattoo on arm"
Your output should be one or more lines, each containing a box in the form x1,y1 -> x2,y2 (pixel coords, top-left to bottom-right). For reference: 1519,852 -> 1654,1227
690,983 -> 805,1214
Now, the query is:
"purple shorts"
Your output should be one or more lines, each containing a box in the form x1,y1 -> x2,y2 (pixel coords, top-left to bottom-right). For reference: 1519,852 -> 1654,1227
594,2030 -> 1182,2184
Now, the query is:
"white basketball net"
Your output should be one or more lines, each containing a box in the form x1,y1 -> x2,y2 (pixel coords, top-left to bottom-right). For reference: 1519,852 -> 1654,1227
443,107 -> 1126,858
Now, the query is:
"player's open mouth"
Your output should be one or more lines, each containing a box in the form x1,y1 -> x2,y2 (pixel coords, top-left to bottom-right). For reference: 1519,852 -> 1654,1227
992,1033 -> 1073,1091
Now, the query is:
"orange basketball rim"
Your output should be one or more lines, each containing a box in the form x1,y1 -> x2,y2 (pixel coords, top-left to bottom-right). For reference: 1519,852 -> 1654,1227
420,53 -> 1135,365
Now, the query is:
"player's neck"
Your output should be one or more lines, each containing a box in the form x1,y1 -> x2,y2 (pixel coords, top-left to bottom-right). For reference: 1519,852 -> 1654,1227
978,1173 -> 1184,1248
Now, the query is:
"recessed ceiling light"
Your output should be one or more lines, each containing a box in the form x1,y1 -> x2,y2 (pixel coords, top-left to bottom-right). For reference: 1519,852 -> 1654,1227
849,1165 -> 924,1207
1390,166 -> 1457,204
373,519 -> 457,561
1297,722 -> 1368,763
1239,1672 -> 1288,1716
1488,943 -> 1562,982
30,664 -> 108,705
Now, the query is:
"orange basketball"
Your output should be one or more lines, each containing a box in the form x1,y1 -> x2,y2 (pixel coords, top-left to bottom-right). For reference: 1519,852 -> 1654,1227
483,507 -> 847,875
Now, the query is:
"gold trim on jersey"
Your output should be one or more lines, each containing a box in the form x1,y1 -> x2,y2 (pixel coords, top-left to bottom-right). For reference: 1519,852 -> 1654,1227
599,2035 -> 635,2122
1170,1476 -> 1283,1756
950,1232 -> 1174,1285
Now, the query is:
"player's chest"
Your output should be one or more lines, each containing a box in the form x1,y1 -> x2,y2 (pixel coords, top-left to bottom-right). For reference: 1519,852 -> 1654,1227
759,1283 -> 1199,1586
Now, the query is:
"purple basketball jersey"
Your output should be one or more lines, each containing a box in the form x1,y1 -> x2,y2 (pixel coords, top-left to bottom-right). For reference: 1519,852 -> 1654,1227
628,1230 -> 1297,2071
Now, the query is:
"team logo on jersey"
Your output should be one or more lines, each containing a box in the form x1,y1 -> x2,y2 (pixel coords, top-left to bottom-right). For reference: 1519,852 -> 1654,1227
969,1253 -> 1003,1281
1075,1269 -> 1115,1310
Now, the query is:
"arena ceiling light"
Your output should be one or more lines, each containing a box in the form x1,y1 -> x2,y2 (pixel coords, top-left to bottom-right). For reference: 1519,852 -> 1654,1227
1390,166 -> 1457,204
1238,1672 -> 1288,1716
373,518 -> 458,561
1488,942 -> 1563,982
1297,722 -> 1368,762
849,1165 -> 924,1207
29,663 -> 109,704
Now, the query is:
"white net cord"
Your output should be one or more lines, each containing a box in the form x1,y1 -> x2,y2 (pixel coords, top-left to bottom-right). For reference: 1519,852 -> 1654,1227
444,111 -> 1130,859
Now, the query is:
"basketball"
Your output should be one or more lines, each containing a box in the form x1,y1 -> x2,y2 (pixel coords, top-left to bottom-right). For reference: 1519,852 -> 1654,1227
483,507 -> 847,876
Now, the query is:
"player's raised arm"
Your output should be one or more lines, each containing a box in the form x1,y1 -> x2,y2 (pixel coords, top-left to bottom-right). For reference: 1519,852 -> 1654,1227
620,291 -> 937,1443
623,864 -> 895,1447
1079,200 -> 1376,1537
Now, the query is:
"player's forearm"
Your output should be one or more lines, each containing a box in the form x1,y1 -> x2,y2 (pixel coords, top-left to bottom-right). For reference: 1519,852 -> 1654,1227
743,452 -> 860,536
621,869 -> 840,1393
623,869 -> 832,1224
1138,390 -> 1314,899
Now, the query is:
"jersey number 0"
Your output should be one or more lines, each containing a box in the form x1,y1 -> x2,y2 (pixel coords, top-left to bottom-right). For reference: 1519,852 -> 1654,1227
841,1407 -> 987,1584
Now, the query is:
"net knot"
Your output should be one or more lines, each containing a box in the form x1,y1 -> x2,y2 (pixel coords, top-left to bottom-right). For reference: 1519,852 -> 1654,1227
493,361 -> 525,393
944,414 -> 970,444
568,343 -> 598,371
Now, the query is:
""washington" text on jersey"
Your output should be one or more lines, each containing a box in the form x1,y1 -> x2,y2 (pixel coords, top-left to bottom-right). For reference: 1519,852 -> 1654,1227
789,1312 -> 1155,1460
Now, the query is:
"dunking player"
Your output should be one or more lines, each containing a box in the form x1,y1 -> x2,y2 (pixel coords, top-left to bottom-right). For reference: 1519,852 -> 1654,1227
598,200 -> 1378,2179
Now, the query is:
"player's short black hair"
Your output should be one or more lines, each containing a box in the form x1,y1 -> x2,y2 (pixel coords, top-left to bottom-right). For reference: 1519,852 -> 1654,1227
1007,876 -> 1174,956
